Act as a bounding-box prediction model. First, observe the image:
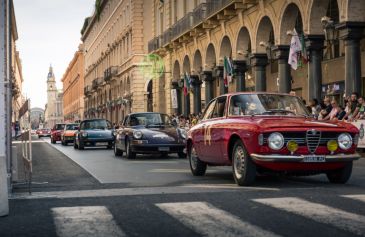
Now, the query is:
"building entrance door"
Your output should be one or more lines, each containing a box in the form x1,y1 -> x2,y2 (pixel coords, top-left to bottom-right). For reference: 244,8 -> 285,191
147,80 -> 153,112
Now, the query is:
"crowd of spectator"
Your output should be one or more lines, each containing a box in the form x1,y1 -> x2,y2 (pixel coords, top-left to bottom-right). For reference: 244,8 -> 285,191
307,92 -> 365,121
171,113 -> 202,130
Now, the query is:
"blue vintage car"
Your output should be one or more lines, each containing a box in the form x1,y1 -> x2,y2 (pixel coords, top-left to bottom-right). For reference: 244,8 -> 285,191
114,112 -> 186,159
74,119 -> 114,150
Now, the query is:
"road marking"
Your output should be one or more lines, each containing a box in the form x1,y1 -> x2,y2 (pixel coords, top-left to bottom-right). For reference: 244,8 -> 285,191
253,197 -> 365,236
52,206 -> 125,237
149,168 -> 190,173
181,184 -> 280,191
12,140 -> 47,144
10,186 -> 240,200
342,194 -> 365,203
156,201 -> 281,237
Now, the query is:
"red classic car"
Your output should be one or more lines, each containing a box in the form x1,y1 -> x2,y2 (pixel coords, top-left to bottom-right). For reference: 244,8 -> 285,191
51,123 -> 65,144
186,92 -> 361,186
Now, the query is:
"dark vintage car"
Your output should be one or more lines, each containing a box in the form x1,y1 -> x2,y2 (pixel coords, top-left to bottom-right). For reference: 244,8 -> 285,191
74,119 -> 114,150
51,123 -> 65,144
61,123 -> 79,146
187,92 -> 361,186
114,112 -> 186,159
38,128 -> 51,138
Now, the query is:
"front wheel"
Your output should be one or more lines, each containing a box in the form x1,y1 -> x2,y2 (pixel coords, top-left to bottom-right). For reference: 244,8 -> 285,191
78,138 -> 85,150
51,138 -> 56,144
232,140 -> 256,186
188,144 -> 206,176
114,142 -> 123,157
326,162 -> 353,184
125,140 -> 136,159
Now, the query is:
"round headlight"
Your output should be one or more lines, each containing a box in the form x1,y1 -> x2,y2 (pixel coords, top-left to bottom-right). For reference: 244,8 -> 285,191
133,130 -> 143,139
327,140 -> 338,152
268,132 -> 284,150
338,133 -> 352,150
287,140 -> 298,153
81,132 -> 88,137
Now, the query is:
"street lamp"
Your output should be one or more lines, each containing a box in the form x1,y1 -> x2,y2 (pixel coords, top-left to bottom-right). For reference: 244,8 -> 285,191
321,16 -> 338,59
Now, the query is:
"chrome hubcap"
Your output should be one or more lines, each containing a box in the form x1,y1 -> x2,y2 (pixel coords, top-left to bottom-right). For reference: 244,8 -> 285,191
233,146 -> 245,179
190,147 -> 198,170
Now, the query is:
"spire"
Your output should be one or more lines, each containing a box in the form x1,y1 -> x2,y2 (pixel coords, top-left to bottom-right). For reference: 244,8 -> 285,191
47,64 -> 55,81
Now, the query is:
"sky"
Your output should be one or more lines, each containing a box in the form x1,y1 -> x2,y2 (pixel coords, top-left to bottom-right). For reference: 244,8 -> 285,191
14,0 -> 94,108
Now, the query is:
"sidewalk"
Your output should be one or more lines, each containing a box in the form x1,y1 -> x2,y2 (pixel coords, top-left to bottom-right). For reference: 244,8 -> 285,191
0,138 -> 103,237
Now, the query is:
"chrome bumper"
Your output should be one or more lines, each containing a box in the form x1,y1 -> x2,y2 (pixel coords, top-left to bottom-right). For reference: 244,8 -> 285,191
250,153 -> 361,162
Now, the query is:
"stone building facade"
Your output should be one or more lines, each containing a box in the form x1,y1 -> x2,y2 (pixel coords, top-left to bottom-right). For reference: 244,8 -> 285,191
44,66 -> 63,128
62,45 -> 85,123
10,1 -> 24,124
82,0 -> 153,124
148,0 -> 365,115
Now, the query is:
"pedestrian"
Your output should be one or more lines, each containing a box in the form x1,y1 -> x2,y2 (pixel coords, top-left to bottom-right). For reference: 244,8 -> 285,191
355,97 -> 365,120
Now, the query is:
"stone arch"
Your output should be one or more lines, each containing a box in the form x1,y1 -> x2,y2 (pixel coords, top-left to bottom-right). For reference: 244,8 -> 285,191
219,36 -> 232,64
255,16 -> 275,53
183,55 -> 191,73
193,50 -> 203,74
236,27 -> 251,60
307,0 -> 340,34
205,43 -> 217,71
173,60 -> 181,80
345,0 -> 365,22
279,3 -> 304,44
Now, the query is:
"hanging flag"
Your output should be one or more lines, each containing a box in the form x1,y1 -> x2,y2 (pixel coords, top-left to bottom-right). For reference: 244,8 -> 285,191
223,56 -> 233,87
300,33 -> 308,64
288,28 -> 302,70
183,73 -> 189,96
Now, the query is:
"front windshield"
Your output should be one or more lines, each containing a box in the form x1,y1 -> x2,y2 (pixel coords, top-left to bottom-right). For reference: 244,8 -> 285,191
228,94 -> 310,116
83,120 -> 112,130
129,113 -> 171,126
66,124 -> 78,130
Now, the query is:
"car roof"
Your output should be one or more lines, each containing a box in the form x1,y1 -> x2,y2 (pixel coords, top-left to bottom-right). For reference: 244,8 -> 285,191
128,112 -> 168,116
81,119 -> 108,122
219,92 -> 296,97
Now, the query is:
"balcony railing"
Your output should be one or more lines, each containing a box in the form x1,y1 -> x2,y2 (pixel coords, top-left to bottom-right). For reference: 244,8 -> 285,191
92,77 -> 104,90
148,36 -> 159,53
192,3 -> 207,27
149,0 -> 245,52
104,66 -> 118,82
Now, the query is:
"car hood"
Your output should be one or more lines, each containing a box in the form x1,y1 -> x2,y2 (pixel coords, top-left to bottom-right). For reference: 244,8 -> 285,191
64,130 -> 77,136
138,126 -> 182,144
254,117 -> 351,130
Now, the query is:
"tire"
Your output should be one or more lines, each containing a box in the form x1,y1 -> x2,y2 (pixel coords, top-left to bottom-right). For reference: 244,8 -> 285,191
188,143 -> 206,176
326,162 -> 353,184
78,139 -> 85,150
232,139 -> 256,186
74,137 -> 78,149
61,140 -> 65,146
51,138 -> 56,144
125,140 -> 136,159
114,143 -> 123,157
107,142 -> 113,149
178,151 -> 186,159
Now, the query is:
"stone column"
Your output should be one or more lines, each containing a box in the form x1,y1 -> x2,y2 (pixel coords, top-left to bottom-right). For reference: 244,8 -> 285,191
250,53 -> 268,92
190,75 -> 202,114
202,71 -> 214,104
214,66 -> 227,95
273,45 -> 291,93
305,35 -> 324,101
336,22 -> 365,96
233,60 -> 247,92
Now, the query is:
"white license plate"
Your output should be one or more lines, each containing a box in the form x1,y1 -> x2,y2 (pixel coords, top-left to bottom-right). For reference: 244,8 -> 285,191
303,156 -> 326,163
158,147 -> 170,151
96,142 -> 108,146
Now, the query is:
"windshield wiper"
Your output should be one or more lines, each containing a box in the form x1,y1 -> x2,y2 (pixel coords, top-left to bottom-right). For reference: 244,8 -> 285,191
261,109 -> 296,115
146,123 -> 165,127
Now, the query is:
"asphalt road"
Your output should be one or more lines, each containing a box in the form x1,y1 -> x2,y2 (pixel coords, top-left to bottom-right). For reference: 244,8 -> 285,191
3,136 -> 365,237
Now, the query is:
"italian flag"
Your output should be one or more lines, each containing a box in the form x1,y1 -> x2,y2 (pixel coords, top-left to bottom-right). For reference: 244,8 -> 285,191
183,72 -> 190,96
223,56 -> 233,87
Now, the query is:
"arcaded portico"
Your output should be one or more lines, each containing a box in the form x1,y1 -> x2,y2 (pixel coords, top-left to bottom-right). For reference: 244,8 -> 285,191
148,0 -> 365,116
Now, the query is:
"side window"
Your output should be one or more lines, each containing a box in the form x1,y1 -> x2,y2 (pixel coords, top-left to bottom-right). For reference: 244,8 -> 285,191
107,121 -> 113,129
80,122 -> 85,130
202,100 -> 216,120
211,97 -> 227,118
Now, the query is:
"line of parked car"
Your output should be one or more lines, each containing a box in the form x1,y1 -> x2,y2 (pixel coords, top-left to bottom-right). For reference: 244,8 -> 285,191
41,112 -> 187,159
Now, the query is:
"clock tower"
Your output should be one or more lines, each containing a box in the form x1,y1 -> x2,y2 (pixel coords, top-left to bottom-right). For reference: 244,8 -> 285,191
45,65 -> 58,127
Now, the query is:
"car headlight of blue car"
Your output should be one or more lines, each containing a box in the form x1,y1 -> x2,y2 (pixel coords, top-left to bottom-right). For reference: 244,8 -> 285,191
133,130 -> 143,139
